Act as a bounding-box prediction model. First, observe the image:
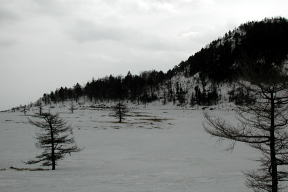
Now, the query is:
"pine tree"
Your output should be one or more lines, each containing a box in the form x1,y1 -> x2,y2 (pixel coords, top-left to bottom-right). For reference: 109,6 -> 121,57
111,102 -> 128,123
26,113 -> 81,170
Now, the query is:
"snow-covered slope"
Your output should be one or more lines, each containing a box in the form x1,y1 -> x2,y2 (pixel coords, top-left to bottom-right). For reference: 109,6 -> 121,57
0,104 -> 257,192
155,72 -> 234,106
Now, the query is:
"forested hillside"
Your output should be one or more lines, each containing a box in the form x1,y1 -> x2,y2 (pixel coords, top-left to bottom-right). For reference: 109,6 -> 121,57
39,17 -> 288,107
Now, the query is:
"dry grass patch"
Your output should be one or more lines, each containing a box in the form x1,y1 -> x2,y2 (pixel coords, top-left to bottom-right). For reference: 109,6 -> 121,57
138,118 -> 173,122
10,166 -> 49,171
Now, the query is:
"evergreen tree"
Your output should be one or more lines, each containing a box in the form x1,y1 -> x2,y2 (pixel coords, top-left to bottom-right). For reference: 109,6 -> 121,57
111,102 -> 129,123
73,83 -> 82,102
26,113 -> 81,170
176,83 -> 187,105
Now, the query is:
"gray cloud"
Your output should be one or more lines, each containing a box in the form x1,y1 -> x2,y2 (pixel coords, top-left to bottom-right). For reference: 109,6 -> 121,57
0,6 -> 19,23
30,0 -> 69,16
0,39 -> 17,47
0,0 -> 288,110
68,20 -> 132,42
67,18 -> 193,54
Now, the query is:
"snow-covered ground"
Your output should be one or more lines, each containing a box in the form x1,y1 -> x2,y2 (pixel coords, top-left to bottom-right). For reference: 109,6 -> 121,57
0,104 -> 258,192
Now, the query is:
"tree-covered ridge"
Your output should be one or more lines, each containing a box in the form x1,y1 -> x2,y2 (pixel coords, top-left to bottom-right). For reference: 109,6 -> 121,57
42,70 -> 166,104
176,17 -> 288,82
41,17 -> 288,105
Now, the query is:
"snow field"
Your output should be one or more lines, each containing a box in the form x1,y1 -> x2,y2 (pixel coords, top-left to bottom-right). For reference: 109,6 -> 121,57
0,105 -> 258,192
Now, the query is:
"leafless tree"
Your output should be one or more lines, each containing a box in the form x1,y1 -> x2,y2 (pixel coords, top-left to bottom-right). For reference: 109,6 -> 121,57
204,69 -> 288,192
26,113 -> 81,170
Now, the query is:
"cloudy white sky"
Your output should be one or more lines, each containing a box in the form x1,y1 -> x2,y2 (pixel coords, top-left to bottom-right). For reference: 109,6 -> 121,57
0,0 -> 287,110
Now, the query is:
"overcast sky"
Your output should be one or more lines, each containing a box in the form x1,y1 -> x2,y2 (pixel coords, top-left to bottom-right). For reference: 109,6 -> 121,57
0,0 -> 287,110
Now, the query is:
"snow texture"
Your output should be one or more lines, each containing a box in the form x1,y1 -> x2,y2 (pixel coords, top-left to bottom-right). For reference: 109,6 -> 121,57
0,103 -> 258,192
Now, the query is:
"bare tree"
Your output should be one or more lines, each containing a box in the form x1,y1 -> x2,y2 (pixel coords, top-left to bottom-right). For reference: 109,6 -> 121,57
204,70 -> 288,192
26,113 -> 81,170
111,102 -> 128,123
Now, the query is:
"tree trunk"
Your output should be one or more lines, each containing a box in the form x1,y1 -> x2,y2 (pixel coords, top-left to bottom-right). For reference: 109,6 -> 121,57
49,123 -> 56,170
119,106 -> 122,123
270,91 -> 278,192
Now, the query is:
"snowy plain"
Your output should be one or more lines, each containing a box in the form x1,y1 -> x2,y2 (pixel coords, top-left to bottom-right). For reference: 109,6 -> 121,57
0,103 -> 258,192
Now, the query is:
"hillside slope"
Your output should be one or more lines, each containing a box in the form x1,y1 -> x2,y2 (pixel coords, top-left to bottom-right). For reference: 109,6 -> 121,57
19,17 -> 288,109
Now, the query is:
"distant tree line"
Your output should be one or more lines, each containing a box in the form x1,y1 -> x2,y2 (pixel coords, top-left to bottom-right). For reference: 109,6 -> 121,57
42,70 -> 166,105
38,17 -> 288,108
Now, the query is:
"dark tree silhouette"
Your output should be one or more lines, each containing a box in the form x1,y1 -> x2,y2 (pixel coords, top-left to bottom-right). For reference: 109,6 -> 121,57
35,101 -> 43,115
175,83 -> 187,106
73,83 -> 82,102
40,17 -> 288,107
69,100 -> 76,114
26,113 -> 81,170
111,102 -> 128,123
23,105 -> 27,115
204,64 -> 288,192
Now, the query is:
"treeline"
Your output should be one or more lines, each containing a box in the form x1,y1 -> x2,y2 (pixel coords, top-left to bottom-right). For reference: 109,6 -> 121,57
42,70 -> 166,104
40,17 -> 288,107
